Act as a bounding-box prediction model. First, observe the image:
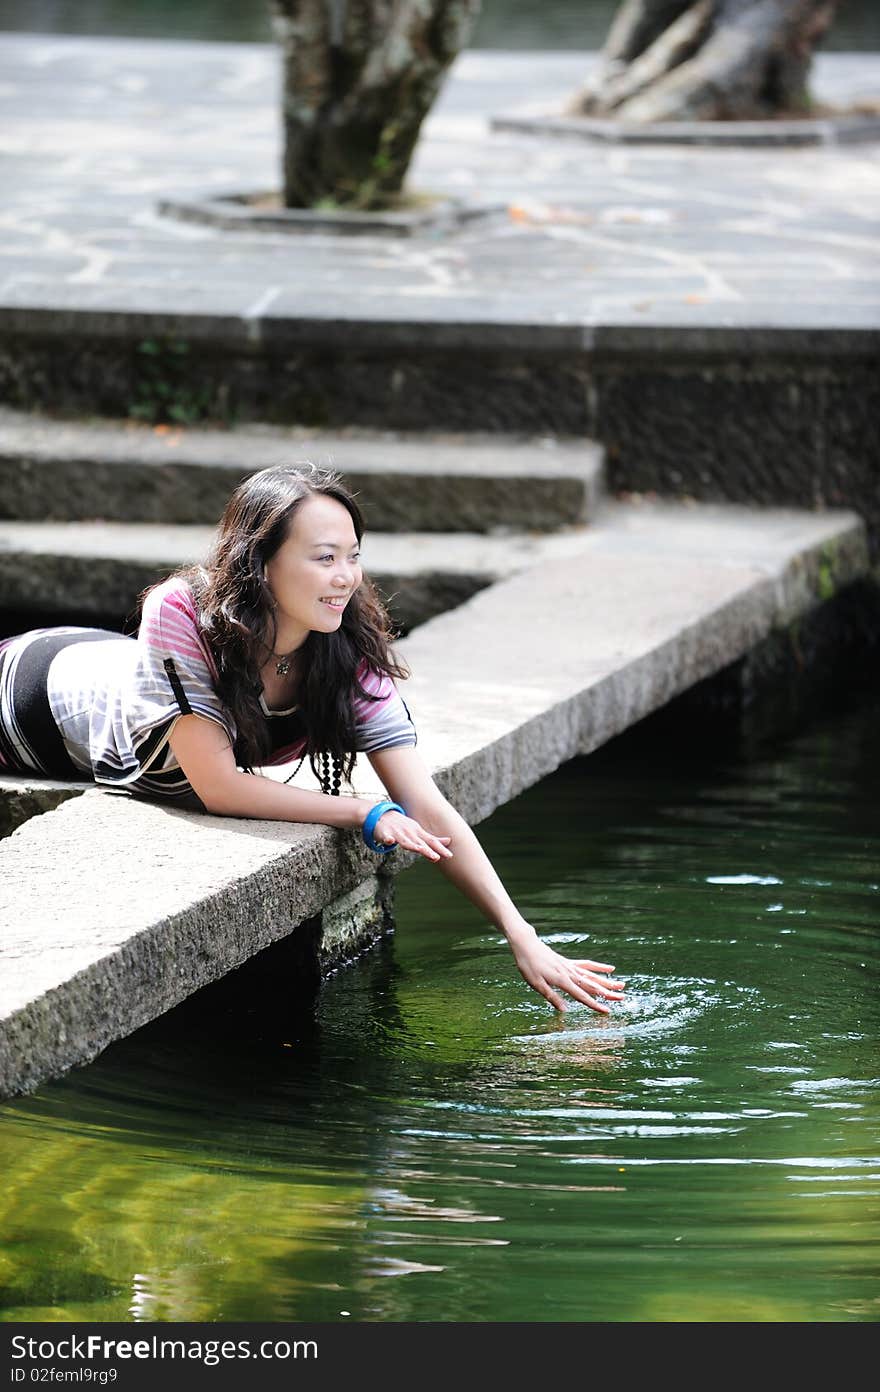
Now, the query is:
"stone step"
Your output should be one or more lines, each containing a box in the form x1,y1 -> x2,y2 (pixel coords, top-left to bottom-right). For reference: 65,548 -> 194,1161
0,497 -> 869,1097
0,776 -> 86,839
0,409 -> 604,533
0,518 -> 597,634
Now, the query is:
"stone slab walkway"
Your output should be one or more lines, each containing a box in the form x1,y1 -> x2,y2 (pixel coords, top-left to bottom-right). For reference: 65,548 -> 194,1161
1,35 -> 878,332
0,497 -> 867,1097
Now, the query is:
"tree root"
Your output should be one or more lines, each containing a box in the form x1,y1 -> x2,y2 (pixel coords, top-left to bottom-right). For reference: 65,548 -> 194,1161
567,0 -> 841,124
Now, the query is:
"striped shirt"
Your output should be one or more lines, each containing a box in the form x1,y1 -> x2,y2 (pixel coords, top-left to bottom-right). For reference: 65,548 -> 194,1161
2,577 -> 415,803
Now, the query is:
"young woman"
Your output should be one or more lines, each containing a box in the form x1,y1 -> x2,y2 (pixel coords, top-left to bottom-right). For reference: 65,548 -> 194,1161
0,464 -> 624,1015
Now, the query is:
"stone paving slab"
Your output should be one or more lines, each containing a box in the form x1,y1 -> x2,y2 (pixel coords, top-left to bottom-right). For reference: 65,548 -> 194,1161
0,496 -> 867,1097
1,37 -> 876,535
0,409 -> 603,530
0,36 -> 877,331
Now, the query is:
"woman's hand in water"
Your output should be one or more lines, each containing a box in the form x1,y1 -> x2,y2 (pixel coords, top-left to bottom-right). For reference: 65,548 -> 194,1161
508,931 -> 625,1014
372,807 -> 453,863
362,750 -> 622,1004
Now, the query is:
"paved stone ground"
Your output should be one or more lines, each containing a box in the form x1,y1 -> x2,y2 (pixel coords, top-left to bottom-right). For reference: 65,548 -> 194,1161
1,35 -> 878,331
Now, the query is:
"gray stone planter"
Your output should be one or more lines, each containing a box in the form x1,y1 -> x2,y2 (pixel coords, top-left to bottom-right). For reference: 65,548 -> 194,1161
490,110 -> 880,147
158,189 -> 503,238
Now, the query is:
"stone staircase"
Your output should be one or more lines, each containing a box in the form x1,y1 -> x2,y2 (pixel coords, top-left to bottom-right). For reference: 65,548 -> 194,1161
0,404 -> 871,1098
0,410 -> 603,530
0,409 -> 603,631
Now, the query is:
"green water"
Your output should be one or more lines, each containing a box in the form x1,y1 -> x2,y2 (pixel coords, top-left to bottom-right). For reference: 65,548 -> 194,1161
0,699 -> 877,1323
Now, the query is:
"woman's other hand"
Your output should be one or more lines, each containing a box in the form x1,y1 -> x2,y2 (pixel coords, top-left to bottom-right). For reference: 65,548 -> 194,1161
373,807 -> 453,863
509,933 -> 626,1014
365,750 -> 624,1011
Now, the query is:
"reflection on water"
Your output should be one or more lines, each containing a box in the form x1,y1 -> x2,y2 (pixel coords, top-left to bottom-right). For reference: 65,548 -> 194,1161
2,0 -> 878,49
0,697 -> 878,1322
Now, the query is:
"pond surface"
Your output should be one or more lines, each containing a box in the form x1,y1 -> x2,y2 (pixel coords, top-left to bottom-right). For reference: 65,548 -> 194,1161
3,0 -> 879,50
1,696 -> 877,1323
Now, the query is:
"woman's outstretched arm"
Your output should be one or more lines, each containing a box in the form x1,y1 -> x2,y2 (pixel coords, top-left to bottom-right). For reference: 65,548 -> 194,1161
167,714 -> 451,860
367,746 -> 625,1014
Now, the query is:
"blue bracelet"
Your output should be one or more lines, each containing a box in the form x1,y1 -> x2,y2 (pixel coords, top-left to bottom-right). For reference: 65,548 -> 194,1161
362,800 -> 405,854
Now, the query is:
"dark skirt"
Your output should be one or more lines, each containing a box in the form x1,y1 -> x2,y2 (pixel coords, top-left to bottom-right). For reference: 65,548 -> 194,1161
0,628 -> 127,779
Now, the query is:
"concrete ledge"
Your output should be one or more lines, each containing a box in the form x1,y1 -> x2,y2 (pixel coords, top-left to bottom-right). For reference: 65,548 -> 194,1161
3,303 -> 878,355
321,874 -> 394,965
0,793 -> 390,1097
394,503 -> 870,819
0,497 -> 868,1099
0,410 -> 603,531
491,111 -> 880,147
0,303 -> 593,353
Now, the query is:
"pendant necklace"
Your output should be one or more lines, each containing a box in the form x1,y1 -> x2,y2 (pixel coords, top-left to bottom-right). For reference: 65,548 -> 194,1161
262,640 -> 297,678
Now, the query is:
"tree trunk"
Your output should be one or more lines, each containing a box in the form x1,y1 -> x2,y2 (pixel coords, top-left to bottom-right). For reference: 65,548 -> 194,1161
272,0 -> 479,209
568,0 -> 840,122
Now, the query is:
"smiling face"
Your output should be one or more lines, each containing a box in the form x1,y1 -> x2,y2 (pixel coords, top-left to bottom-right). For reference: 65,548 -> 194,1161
263,492 -> 363,652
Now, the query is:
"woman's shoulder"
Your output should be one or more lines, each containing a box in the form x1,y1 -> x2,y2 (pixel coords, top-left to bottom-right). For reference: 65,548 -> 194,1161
354,657 -> 395,694
350,656 -> 416,747
352,658 -> 408,718
140,575 -> 210,646
141,574 -> 198,621
138,574 -> 215,674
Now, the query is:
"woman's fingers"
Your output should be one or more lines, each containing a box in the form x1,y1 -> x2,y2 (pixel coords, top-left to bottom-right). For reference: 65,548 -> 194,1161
547,958 -> 623,1013
407,838 -> 443,861
514,939 -> 625,1015
573,961 -> 626,991
575,969 -> 625,995
396,830 -> 451,861
537,982 -> 567,1013
375,813 -> 453,861
564,979 -> 611,1014
538,974 -> 609,1015
423,832 -> 453,856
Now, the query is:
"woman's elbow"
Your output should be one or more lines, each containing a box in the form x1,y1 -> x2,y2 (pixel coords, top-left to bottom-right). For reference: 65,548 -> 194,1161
182,770 -> 242,817
198,789 -> 233,816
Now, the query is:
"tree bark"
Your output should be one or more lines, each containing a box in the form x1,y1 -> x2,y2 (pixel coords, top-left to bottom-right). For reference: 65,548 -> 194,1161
272,0 -> 479,209
568,0 -> 840,122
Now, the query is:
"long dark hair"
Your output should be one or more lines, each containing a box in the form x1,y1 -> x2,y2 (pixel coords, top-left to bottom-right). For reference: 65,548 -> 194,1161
179,463 -> 407,784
